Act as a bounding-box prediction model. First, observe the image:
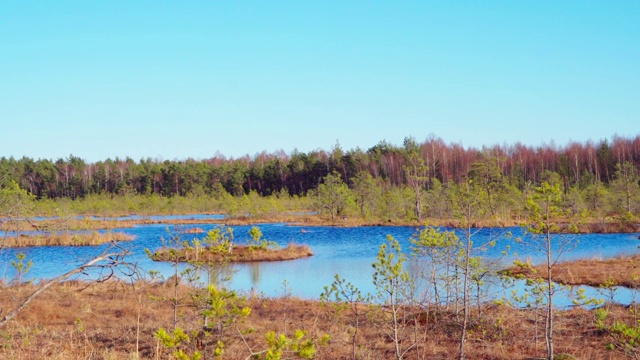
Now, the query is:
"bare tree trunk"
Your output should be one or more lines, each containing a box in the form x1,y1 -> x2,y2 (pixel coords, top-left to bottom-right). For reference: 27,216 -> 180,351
174,258 -> 179,329
351,314 -> 359,360
392,304 -> 402,360
545,214 -> 554,360
459,205 -> 472,360
136,292 -> 142,358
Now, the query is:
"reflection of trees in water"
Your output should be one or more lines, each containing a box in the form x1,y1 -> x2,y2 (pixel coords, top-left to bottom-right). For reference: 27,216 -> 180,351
250,263 -> 261,287
196,263 -> 235,287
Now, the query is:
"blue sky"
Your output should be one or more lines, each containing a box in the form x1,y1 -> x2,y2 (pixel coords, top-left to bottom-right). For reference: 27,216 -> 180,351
1,1 -> 638,162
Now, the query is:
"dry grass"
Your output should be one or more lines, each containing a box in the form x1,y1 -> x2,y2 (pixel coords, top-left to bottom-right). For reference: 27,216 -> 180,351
2,231 -> 135,248
4,213 -> 638,234
504,254 -> 640,288
151,244 -> 314,263
574,221 -> 640,234
0,280 -> 628,359
0,218 -> 137,232
183,227 -> 204,234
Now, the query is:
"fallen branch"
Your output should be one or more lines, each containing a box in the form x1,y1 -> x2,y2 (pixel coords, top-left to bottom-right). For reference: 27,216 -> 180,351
0,244 -> 136,328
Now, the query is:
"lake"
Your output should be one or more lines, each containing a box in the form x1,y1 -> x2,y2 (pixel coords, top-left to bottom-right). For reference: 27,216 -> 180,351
2,221 -> 639,306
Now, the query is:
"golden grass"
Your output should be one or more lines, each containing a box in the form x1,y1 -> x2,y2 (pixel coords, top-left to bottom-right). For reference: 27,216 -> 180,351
503,254 -> 640,288
2,231 -> 135,248
4,212 -> 638,234
0,280 -> 624,359
183,227 -> 204,234
151,243 -> 314,263
0,219 -> 137,233
574,221 -> 640,234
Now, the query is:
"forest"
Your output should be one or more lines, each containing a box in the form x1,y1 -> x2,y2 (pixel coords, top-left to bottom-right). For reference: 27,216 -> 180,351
1,134 -> 640,228
3,134 -> 640,200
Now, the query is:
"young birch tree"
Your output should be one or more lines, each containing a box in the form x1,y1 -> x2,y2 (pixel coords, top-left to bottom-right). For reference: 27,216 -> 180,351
524,181 -> 575,360
0,181 -> 35,241
403,138 -> 428,222
610,161 -> 640,215
451,179 -> 487,360
372,235 -> 416,360
313,171 -> 354,221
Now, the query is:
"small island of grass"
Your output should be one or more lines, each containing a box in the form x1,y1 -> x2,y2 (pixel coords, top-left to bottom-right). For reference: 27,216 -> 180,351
151,243 -> 313,263
501,254 -> 640,288
150,225 -> 313,263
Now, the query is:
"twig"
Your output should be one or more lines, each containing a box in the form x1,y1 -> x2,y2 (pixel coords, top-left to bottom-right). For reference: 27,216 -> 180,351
0,245 -> 133,327
238,327 -> 268,360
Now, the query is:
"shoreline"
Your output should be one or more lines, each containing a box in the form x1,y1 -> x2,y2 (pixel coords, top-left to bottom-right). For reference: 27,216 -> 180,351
501,254 -> 640,289
3,212 -> 639,234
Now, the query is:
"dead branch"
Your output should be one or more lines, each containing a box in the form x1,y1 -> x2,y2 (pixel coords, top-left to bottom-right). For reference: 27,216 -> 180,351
0,244 -> 136,328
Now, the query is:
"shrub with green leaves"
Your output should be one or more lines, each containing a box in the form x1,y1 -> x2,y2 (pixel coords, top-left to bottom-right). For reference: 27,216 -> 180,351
248,226 -> 278,250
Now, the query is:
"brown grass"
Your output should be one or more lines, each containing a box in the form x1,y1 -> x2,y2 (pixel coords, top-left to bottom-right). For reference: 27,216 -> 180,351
151,244 -> 314,263
2,231 -> 135,248
183,227 -> 205,234
503,254 -> 640,288
0,218 -> 139,232
4,213 -> 638,234
574,221 -> 640,234
0,280 -> 627,359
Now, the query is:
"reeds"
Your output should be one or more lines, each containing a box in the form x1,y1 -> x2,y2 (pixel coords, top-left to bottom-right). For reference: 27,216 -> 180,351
4,213 -> 637,233
1,231 -> 135,248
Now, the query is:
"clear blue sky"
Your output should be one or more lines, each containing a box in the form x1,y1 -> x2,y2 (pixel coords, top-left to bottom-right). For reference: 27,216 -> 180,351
1,1 -> 638,162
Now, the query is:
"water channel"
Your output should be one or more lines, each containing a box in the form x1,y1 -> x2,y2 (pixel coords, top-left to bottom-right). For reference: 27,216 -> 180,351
2,219 -> 640,307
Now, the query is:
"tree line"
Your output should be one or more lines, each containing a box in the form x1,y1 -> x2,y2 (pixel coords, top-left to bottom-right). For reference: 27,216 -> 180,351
1,134 -> 640,206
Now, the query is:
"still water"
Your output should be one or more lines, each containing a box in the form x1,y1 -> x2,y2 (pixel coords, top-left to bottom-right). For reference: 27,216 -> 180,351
2,221 -> 639,306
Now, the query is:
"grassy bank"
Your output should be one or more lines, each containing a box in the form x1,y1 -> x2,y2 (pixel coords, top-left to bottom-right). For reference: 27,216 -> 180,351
0,280 -> 628,359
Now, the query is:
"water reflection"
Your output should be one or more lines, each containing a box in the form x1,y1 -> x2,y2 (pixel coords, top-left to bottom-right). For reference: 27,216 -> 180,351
1,221 -> 639,306
249,262 -> 261,287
